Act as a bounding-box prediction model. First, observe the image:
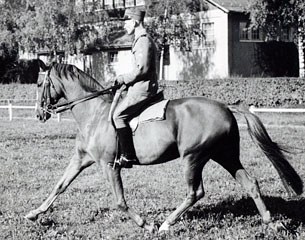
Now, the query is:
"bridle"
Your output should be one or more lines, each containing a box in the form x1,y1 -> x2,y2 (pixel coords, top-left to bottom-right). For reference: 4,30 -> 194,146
39,69 -> 55,121
39,68 -> 121,120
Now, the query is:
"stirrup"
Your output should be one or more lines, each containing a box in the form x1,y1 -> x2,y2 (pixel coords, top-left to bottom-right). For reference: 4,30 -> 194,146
110,155 -> 138,169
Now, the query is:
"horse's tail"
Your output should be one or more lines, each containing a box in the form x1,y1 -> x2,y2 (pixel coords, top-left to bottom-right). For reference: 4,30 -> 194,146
231,108 -> 303,196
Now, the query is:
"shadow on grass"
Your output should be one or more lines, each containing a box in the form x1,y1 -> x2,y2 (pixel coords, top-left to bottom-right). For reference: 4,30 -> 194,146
5,134 -> 76,142
185,196 -> 305,223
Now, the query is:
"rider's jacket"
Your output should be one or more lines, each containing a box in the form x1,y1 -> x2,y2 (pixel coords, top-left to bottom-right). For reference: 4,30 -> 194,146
118,28 -> 158,98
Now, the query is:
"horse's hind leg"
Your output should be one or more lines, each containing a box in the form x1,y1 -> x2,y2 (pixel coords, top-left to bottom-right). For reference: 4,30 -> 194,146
159,154 -> 206,232
235,169 -> 271,223
214,147 -> 271,224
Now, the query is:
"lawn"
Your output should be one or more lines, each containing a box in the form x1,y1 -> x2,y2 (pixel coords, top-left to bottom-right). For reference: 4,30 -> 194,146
1,115 -> 305,239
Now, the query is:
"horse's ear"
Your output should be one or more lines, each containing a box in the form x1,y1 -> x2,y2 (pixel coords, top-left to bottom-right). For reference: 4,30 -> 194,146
37,59 -> 50,71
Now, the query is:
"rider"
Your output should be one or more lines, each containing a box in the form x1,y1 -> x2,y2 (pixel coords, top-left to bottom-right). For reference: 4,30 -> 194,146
112,8 -> 159,168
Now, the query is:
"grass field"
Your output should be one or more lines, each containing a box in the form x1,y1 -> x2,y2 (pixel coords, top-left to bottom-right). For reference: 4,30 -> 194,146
1,115 -> 305,240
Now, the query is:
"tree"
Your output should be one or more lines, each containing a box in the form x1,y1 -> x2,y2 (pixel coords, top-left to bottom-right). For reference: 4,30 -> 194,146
0,0 -> 106,82
144,0 -> 206,79
0,0 -> 206,56
250,0 -> 305,77
0,0 -> 104,58
145,0 -> 206,50
0,0 -> 207,82
0,42 -> 19,83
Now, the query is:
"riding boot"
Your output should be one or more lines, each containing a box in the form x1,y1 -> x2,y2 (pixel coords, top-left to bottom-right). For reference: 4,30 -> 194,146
116,127 -> 138,168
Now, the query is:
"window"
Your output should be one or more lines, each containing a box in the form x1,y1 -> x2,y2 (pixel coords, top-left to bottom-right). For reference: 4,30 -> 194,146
136,0 -> 145,6
251,28 -> 261,40
192,22 -> 215,49
202,22 -> 215,47
281,28 -> 293,42
125,0 -> 144,7
125,0 -> 135,7
104,0 -> 113,9
114,0 -> 124,8
101,0 -> 145,9
239,21 -> 263,42
263,27 -> 294,42
108,51 -> 118,65
239,22 -> 249,40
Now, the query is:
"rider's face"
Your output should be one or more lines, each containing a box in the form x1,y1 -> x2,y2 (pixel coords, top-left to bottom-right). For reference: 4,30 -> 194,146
124,19 -> 136,35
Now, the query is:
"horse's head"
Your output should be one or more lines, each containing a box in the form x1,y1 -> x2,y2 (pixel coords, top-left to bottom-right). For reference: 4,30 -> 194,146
36,64 -> 64,122
36,62 -> 108,122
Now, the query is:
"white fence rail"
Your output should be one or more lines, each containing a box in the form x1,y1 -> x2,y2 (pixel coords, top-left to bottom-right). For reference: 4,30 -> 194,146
1,100 -> 305,122
0,99 -> 62,121
249,105 -> 305,114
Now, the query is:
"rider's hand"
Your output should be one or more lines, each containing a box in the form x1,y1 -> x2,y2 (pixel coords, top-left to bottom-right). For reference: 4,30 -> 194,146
115,75 -> 124,85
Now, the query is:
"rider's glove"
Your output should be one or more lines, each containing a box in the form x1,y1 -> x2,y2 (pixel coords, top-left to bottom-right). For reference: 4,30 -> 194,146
116,75 -> 124,85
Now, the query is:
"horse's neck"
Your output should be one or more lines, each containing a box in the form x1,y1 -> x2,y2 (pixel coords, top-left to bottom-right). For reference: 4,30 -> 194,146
61,79 -> 112,135
70,97 -> 110,133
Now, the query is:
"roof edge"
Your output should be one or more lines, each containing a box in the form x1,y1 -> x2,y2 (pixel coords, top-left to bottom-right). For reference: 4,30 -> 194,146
205,0 -> 229,13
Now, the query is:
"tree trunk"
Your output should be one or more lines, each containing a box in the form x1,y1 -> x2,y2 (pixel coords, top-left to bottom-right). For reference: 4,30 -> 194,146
298,37 -> 305,78
159,47 -> 164,80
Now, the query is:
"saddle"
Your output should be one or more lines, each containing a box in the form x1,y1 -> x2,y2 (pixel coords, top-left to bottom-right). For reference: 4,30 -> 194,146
110,91 -> 169,169
128,91 -> 170,132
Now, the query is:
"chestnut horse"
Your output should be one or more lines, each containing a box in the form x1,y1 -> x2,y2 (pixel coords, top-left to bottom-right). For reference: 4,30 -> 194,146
25,63 -> 303,232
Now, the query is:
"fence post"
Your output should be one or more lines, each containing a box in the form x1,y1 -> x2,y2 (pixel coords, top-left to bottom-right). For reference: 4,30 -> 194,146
249,105 -> 255,114
8,101 -> 13,121
57,113 -> 61,122
35,102 -> 38,112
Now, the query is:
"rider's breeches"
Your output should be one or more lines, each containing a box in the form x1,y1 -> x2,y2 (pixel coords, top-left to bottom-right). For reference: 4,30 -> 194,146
113,94 -> 148,129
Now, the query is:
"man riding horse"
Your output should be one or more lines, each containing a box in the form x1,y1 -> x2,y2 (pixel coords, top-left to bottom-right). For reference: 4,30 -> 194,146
112,8 -> 159,168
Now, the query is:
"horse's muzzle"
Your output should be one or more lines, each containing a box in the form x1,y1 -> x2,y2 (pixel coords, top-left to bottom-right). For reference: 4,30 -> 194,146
36,108 -> 51,122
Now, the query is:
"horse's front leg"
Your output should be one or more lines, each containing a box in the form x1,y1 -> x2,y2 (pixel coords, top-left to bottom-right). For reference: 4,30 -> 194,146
25,154 -> 94,221
104,167 -> 155,232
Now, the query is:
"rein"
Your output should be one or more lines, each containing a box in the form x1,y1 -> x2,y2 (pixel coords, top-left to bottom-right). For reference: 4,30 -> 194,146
40,69 -> 121,116
52,86 -> 120,113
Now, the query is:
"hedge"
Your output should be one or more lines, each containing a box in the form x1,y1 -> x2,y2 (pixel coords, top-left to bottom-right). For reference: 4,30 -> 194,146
160,78 -> 305,107
1,78 -> 305,107
0,84 -> 37,100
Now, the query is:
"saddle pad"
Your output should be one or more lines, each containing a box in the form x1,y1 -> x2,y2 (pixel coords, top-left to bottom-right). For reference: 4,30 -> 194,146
129,99 -> 170,132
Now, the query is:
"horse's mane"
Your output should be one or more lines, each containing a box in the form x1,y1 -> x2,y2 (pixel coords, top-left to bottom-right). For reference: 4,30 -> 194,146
50,63 -> 105,93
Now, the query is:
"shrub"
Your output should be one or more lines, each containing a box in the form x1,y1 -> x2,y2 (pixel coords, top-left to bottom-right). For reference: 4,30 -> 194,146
1,78 -> 305,107
160,78 -> 305,107
0,84 -> 37,100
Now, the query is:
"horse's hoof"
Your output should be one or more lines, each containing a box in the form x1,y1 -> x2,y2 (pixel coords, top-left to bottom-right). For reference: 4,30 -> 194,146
262,210 -> 271,223
24,211 -> 38,221
269,220 -> 299,235
144,222 -> 158,234
158,221 -> 170,233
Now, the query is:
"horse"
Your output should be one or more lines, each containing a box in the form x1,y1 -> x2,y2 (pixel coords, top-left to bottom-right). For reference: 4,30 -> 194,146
25,63 -> 303,232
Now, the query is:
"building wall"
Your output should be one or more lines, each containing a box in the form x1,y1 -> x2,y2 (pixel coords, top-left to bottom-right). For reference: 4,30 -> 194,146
206,9 -> 229,78
229,13 -> 299,77
229,13 -> 262,77
165,9 -> 229,80
92,49 -> 133,82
